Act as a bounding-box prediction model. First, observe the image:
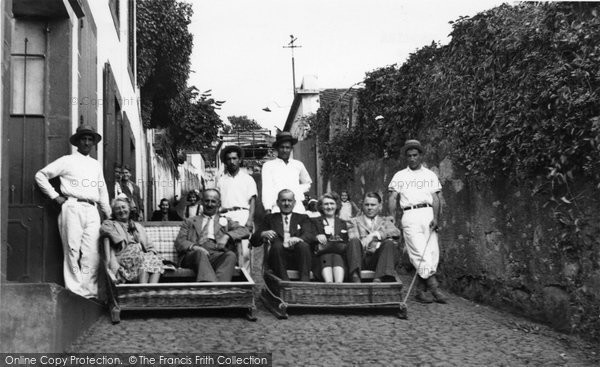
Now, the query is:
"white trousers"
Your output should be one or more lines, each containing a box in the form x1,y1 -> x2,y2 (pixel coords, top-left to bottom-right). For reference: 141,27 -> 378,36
222,209 -> 251,272
401,207 -> 439,279
57,200 -> 100,298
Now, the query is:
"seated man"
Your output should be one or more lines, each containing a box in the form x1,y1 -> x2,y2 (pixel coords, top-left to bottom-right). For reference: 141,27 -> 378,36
175,189 -> 249,282
151,198 -> 183,221
251,189 -> 316,281
346,192 -> 401,283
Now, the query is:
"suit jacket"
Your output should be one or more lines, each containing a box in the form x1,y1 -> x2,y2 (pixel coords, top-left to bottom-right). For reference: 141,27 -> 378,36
348,214 -> 400,240
250,212 -> 316,247
311,216 -> 349,243
150,210 -> 182,221
175,214 -> 250,259
121,180 -> 143,213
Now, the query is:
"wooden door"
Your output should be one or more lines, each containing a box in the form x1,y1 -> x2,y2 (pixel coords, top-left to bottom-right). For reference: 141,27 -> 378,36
7,18 -> 71,283
102,63 -> 123,199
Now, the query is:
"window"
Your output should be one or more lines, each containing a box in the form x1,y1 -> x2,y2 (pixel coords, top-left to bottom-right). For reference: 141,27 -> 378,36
11,20 -> 46,115
127,0 -> 135,83
109,0 -> 120,35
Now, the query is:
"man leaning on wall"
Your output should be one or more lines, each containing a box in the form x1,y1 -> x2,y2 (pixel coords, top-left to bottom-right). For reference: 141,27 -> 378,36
35,125 -> 111,299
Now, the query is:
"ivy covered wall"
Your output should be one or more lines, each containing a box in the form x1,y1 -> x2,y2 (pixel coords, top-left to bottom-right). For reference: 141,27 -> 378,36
318,3 -> 600,340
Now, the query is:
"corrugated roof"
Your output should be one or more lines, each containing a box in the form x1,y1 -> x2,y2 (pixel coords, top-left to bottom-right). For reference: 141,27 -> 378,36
219,129 -> 275,147
319,88 -> 358,108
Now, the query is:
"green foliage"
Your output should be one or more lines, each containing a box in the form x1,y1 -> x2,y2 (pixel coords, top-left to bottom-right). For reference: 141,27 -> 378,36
137,0 -> 225,171
315,2 -> 600,339
319,2 -> 600,189
308,108 -> 353,184
437,3 -> 600,184
168,87 -> 224,151
137,0 -> 193,129
224,115 -> 263,132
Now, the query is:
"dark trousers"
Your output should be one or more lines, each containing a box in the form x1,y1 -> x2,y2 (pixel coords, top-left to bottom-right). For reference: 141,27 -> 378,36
267,238 -> 312,281
181,248 -> 237,282
346,238 -> 396,279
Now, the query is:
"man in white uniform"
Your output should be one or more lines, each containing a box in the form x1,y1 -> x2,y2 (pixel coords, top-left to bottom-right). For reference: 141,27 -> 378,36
388,139 -> 447,304
35,125 -> 111,299
261,132 -> 312,214
217,145 -> 257,271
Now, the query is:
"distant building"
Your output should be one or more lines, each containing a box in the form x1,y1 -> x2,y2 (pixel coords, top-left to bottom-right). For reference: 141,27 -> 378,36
214,128 -> 275,178
283,76 -> 360,197
148,128 -> 206,208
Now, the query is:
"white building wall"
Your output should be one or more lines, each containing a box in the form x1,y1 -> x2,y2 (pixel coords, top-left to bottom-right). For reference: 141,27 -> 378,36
88,0 -> 146,208
290,93 -> 319,140
151,155 -> 180,206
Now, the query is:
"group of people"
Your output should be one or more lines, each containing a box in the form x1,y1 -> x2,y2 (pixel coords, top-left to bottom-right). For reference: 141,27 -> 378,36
254,189 -> 400,285
113,163 -> 144,221
35,125 -> 446,305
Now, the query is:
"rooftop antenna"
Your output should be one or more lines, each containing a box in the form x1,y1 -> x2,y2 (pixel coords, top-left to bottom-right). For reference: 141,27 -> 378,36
283,35 -> 301,97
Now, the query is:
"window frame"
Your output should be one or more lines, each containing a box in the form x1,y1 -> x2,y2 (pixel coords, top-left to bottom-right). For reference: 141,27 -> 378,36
109,0 -> 120,38
10,21 -> 47,117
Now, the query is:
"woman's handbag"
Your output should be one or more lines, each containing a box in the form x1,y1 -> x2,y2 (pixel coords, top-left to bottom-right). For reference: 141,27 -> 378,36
315,237 -> 346,255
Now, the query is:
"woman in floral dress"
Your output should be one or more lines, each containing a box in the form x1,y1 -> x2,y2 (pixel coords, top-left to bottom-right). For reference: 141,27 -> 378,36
101,197 -> 164,283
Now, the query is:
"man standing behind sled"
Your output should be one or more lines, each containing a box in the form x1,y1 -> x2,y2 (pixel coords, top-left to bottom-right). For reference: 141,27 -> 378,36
35,125 -> 111,298
262,132 -> 312,214
216,145 -> 257,271
388,139 -> 446,303
120,164 -> 144,221
175,189 -> 250,282
346,192 -> 401,283
111,163 -> 123,200
251,189 -> 316,281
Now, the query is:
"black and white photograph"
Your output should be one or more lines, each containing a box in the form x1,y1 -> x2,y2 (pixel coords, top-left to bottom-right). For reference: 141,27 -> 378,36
1,0 -> 599,365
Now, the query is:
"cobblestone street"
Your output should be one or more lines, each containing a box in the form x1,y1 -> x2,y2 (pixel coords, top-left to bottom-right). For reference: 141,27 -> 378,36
69,274 -> 599,366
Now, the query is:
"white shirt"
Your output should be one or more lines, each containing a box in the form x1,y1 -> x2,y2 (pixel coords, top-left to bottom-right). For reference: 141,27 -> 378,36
339,202 -> 352,221
185,204 -> 201,219
35,151 -> 111,217
388,166 -> 442,208
217,170 -> 257,209
202,214 -> 215,240
123,181 -> 138,209
114,182 -> 123,198
281,213 -> 291,243
323,217 -> 335,236
262,157 -> 312,213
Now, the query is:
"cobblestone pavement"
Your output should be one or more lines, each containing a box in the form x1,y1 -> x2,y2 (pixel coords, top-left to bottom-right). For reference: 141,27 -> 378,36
69,274 -> 599,366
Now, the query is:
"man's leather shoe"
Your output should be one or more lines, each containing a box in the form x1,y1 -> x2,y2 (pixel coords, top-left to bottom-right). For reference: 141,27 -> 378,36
431,289 -> 448,304
351,272 -> 361,283
426,276 -> 448,304
372,278 -> 382,283
415,291 -> 434,303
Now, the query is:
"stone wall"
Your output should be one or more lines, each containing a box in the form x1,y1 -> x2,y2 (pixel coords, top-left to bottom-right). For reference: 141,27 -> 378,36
0,283 -> 104,352
340,150 -> 600,340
